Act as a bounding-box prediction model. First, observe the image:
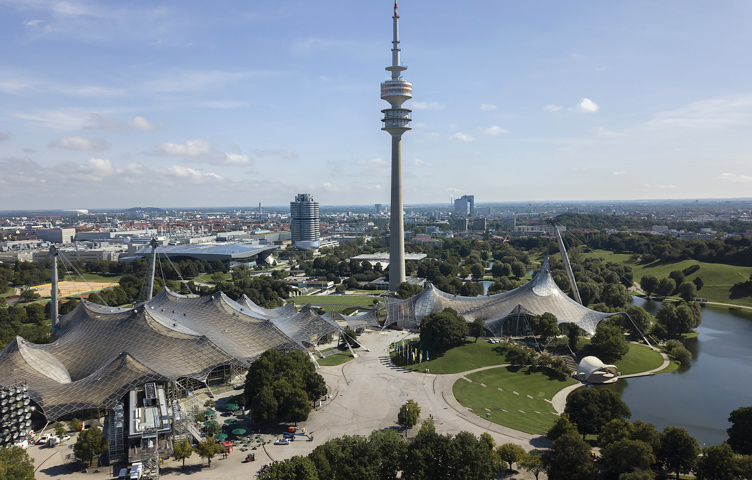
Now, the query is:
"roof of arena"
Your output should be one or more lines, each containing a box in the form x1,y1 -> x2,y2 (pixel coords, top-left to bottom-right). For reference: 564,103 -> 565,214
385,258 -> 619,335
0,289 -> 356,420
129,243 -> 278,262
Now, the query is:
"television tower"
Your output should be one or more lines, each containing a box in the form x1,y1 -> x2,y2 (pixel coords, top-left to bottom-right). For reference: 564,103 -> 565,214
381,1 -> 412,292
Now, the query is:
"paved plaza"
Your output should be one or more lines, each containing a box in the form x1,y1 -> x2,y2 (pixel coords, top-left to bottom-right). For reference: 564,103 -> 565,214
30,329 -> 550,480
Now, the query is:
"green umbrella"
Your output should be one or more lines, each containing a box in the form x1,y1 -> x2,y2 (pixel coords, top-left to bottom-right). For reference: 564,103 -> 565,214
224,418 -> 238,424
204,420 -> 217,426
203,409 -> 216,416
226,404 -> 240,411
231,428 -> 247,436
214,433 -> 228,441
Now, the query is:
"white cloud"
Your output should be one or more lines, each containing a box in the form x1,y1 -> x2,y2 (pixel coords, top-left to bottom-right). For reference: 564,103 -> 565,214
144,70 -> 254,94
411,101 -> 445,110
613,171 -> 626,176
718,173 -> 752,183
157,139 -> 251,166
24,19 -> 43,27
128,116 -> 158,131
414,158 -> 433,167
357,158 -> 388,166
50,136 -> 109,151
577,98 -> 599,113
480,104 -> 497,111
158,139 -> 214,156
450,132 -> 474,142
0,131 -> 10,141
643,184 -> 675,189
480,125 -> 509,136
86,114 -> 159,132
544,104 -> 563,112
321,182 -> 339,192
644,95 -> 752,131
0,81 -> 31,93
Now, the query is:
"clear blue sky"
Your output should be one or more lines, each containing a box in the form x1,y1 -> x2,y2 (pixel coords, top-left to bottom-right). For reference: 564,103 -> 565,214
1,0 -> 751,210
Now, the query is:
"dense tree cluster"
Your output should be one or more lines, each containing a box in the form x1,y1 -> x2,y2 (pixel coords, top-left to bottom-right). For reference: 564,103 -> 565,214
243,349 -> 327,423
259,421 -> 500,480
419,308 -> 468,351
73,426 -> 108,465
0,446 -> 35,480
548,402 -> 752,479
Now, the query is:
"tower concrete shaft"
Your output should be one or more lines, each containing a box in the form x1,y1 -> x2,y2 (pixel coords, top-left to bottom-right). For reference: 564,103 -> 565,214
381,1 -> 412,292
50,245 -> 59,333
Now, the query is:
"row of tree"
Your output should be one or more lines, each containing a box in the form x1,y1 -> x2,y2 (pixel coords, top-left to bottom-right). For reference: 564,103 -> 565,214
556,388 -> 752,479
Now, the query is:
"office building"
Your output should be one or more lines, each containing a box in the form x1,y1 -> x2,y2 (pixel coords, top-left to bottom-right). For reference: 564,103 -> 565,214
290,194 -> 320,249
454,195 -> 475,217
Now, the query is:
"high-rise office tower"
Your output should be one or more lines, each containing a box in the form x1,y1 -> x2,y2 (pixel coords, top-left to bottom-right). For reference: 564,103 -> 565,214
454,195 -> 475,217
381,1 -> 412,292
290,194 -> 320,249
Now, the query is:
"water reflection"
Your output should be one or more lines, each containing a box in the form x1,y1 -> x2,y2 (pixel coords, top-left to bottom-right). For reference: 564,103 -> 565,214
595,297 -> 752,445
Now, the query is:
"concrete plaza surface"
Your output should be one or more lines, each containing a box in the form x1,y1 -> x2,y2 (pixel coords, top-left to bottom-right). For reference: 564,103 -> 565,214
30,329 -> 550,480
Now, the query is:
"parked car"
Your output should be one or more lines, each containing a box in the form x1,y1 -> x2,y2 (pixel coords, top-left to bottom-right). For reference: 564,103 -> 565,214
274,439 -> 290,445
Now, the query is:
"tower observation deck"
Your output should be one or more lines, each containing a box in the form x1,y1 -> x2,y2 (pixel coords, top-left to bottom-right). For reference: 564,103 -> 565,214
381,1 -> 411,292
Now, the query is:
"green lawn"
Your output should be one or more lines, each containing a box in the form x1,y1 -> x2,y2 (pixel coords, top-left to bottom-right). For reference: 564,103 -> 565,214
392,340 -> 508,374
317,350 -> 354,366
578,339 -> 665,375
453,366 -> 576,435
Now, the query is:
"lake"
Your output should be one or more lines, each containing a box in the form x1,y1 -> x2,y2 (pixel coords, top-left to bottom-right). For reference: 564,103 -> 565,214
599,297 -> 752,446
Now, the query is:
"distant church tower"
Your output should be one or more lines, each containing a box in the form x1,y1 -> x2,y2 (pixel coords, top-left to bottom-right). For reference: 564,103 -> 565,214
381,1 -> 412,292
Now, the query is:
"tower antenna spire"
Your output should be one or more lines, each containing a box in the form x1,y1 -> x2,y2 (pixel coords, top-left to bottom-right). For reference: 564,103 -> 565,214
381,2 -> 412,292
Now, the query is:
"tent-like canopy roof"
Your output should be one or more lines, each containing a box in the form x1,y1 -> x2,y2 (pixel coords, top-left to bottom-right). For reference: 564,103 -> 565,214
0,288 -> 360,420
575,356 -> 619,384
385,258 -> 618,335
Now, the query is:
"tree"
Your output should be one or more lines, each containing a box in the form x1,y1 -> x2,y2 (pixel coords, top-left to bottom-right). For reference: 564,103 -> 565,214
639,275 -> 659,298
460,281 -> 483,297
617,471 -> 655,480
173,438 -> 193,469
566,324 -> 581,352
530,312 -> 560,344
194,436 -> 223,467
470,263 -> 485,280
656,277 -> 676,297
658,426 -> 699,480
0,446 -> 35,480
678,282 -> 697,302
601,438 -> 655,479
54,422 -> 67,438
492,262 -> 511,278
73,426 -> 108,466
727,406 -> 752,455
259,455 -> 319,480
468,317 -> 485,342
397,282 -> 423,299
449,431 -> 497,480
602,283 -> 631,309
419,308 -> 468,351
244,349 -> 326,423
623,306 -> 651,339
519,450 -> 545,480
564,388 -> 631,439
545,432 -> 597,480
693,276 -> 704,291
69,418 -> 82,432
497,443 -> 526,473
398,399 -> 421,430
695,443 -> 738,480
597,418 -> 633,448
546,414 -> 579,441
590,322 -> 629,362
511,261 -> 526,278
668,270 -> 685,292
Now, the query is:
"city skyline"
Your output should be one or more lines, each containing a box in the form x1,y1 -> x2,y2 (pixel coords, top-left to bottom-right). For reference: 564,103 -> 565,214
1,0 -> 752,210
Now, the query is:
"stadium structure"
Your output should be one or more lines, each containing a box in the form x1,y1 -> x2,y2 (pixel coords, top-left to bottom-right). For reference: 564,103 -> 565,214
385,257 -> 621,336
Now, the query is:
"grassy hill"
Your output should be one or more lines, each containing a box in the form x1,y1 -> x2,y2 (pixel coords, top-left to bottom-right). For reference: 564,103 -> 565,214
575,250 -> 752,307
